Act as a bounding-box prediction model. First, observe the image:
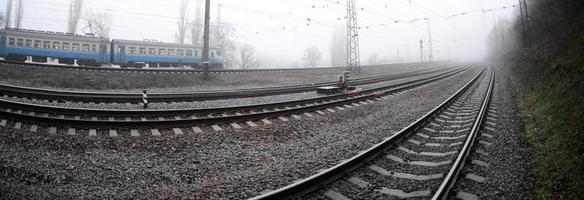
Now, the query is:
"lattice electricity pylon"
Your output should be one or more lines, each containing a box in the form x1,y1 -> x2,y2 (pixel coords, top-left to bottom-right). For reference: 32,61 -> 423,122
346,0 -> 361,72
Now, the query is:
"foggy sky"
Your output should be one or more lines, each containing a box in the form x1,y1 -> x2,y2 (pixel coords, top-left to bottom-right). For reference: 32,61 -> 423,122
1,0 -> 518,67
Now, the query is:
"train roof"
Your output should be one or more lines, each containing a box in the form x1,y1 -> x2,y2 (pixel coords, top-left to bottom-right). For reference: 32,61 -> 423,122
112,39 -> 217,50
1,28 -> 109,42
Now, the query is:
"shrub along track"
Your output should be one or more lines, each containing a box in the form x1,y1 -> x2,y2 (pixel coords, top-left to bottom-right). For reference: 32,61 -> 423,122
251,65 -> 494,200
0,66 -> 471,137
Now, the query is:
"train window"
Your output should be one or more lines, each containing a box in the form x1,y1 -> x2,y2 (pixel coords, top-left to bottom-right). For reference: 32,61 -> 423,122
148,48 -> 156,55
139,47 -> 146,54
72,43 -> 80,51
17,38 -> 24,47
34,40 -> 41,48
194,50 -> 199,56
91,44 -> 97,52
62,42 -> 70,50
168,49 -> 175,56
186,50 -> 193,56
177,49 -> 184,56
82,44 -> 90,51
43,41 -> 51,49
8,38 -> 16,46
129,47 -> 137,54
25,39 -> 33,47
158,48 -> 166,55
53,42 -> 61,49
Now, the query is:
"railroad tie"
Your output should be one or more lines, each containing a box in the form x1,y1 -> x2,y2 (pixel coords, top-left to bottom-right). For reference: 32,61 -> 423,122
261,119 -> 273,125
278,116 -> 289,122
324,190 -> 351,200
29,125 -> 38,133
67,128 -> 76,135
471,159 -> 490,168
455,191 -> 479,200
377,188 -> 432,198
0,119 -> 7,127
151,129 -> 161,136
130,129 -> 140,137
245,121 -> 258,127
48,127 -> 57,134
230,123 -> 243,129
109,129 -> 118,137
191,126 -> 204,133
89,129 -> 97,137
291,115 -> 301,119
465,173 -> 487,183
211,125 -> 224,131
173,128 -> 184,135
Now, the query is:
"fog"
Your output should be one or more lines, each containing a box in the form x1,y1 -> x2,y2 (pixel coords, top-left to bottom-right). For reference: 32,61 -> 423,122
2,0 -> 518,68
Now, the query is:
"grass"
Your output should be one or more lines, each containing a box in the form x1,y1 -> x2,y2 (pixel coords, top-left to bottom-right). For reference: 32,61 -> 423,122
517,59 -> 584,199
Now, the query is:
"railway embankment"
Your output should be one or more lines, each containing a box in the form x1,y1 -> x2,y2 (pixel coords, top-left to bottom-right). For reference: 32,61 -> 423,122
491,0 -> 584,198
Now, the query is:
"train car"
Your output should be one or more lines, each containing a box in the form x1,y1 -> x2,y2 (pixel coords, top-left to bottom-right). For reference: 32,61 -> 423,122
0,28 -> 110,65
111,39 -> 222,69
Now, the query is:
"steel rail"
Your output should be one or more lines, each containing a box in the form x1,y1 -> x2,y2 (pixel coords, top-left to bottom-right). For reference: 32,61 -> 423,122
431,65 -> 495,200
0,60 -> 295,73
0,65 -> 472,128
0,66 -> 452,103
0,60 -> 446,74
249,65 -> 487,200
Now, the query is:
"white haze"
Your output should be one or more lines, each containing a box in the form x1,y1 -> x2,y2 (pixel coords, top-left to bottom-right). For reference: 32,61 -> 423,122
1,0 -> 518,68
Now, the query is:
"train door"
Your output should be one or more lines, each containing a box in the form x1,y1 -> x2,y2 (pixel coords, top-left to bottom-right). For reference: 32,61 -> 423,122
113,43 -> 126,64
0,35 -> 6,58
99,43 -> 108,63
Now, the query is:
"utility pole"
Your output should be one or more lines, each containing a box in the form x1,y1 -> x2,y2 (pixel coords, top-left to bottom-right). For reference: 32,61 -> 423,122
202,0 -> 211,80
518,0 -> 527,48
14,0 -> 23,29
346,0 -> 361,72
419,39 -> 424,62
5,0 -> 13,28
522,0 -> 531,48
217,3 -> 221,31
425,18 -> 433,62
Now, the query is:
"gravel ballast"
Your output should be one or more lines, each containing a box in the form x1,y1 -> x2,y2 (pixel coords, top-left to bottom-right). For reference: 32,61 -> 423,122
0,66 -> 481,199
0,68 -> 455,110
451,65 -> 536,199
0,62 -> 448,91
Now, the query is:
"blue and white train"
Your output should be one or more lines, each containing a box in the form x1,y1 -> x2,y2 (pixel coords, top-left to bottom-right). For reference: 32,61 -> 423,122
0,28 -> 222,68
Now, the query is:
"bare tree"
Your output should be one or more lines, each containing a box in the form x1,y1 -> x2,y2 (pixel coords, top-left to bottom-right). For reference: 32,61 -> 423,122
303,46 -> 322,67
190,0 -> 204,46
4,0 -> 12,28
176,0 -> 188,44
14,0 -> 23,28
329,26 -> 346,67
67,0 -> 83,34
212,23 -> 236,67
82,11 -> 112,37
236,44 -> 257,69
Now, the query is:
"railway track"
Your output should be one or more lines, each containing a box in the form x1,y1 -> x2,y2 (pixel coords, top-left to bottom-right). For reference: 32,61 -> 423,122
0,65 -> 454,103
0,65 -> 472,136
250,64 -> 494,200
0,60 -> 299,73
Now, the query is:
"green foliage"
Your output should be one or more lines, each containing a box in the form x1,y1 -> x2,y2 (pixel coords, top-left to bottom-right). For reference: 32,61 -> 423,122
519,61 -> 584,199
